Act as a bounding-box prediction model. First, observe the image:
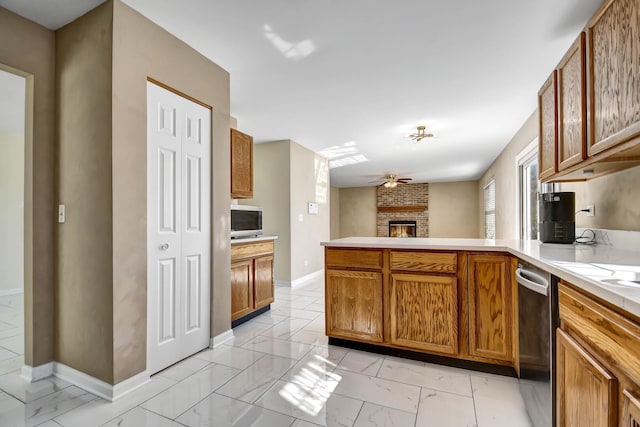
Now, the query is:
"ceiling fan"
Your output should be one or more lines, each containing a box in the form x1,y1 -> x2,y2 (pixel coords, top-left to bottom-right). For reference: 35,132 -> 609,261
369,174 -> 413,188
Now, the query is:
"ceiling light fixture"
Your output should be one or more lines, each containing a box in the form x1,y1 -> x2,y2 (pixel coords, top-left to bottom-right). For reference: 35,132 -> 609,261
409,125 -> 436,142
383,181 -> 398,188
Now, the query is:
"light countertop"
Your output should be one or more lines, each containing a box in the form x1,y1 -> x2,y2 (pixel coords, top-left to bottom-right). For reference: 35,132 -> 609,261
231,235 -> 278,244
322,237 -> 640,317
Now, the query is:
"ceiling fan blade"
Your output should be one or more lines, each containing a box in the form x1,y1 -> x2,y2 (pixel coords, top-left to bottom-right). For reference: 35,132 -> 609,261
397,178 -> 413,183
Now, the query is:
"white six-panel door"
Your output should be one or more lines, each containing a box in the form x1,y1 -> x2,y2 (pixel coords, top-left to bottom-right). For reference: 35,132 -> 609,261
147,82 -> 211,374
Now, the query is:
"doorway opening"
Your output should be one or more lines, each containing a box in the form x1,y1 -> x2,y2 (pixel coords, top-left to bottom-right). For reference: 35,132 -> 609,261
0,68 -> 26,361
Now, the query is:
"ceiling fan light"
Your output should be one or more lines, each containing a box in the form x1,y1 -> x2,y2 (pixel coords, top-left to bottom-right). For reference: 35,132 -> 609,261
383,181 -> 392,188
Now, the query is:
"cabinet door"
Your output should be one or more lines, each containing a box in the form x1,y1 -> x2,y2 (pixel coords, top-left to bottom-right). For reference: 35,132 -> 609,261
230,129 -> 253,198
558,33 -> 587,171
538,71 -> 558,181
254,255 -> 274,309
390,273 -> 458,355
623,389 -> 640,427
556,329 -> 617,427
587,0 -> 640,156
231,259 -> 254,321
468,254 -> 513,362
326,269 -> 383,343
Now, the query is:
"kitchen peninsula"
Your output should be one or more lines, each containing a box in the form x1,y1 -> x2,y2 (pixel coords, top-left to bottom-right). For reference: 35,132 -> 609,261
321,237 -> 640,364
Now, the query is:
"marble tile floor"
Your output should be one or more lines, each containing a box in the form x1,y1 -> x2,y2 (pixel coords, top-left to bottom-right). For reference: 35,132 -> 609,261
0,278 -> 533,426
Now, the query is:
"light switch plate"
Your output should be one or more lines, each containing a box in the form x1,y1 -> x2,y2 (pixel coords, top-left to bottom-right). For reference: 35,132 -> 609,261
308,202 -> 318,215
58,204 -> 65,223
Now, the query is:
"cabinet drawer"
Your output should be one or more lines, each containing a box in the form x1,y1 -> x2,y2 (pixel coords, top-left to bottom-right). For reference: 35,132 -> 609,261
389,251 -> 457,273
231,240 -> 274,260
325,248 -> 383,270
559,282 -> 640,383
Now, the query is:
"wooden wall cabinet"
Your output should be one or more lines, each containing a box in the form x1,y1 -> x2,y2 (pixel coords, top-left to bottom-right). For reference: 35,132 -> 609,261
537,0 -> 640,182
558,33 -> 587,171
230,128 -> 253,199
586,0 -> 640,157
557,281 -> 640,427
231,239 -> 275,322
538,71 -> 558,181
467,254 -> 514,363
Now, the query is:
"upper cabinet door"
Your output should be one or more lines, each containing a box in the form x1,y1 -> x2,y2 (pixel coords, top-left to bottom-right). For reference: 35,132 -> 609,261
558,33 -> 587,171
230,128 -> 254,199
587,0 -> 640,156
538,71 -> 558,181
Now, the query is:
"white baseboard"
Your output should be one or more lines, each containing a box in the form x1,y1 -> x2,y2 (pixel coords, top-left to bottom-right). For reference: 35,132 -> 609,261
0,288 -> 23,297
53,363 -> 150,402
21,362 -> 53,383
211,329 -> 234,348
276,269 -> 324,288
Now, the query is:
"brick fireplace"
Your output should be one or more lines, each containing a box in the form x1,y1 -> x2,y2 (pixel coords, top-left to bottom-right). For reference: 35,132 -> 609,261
376,183 -> 428,237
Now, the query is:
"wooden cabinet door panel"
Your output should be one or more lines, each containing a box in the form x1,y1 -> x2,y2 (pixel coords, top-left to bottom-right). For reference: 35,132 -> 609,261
556,329 -> 617,427
538,71 -> 558,181
326,269 -> 383,342
230,129 -> 253,198
390,273 -> 458,355
231,260 -> 254,321
254,255 -> 274,309
558,33 -> 587,171
587,0 -> 640,155
623,389 -> 640,427
389,251 -> 457,273
468,254 -> 513,362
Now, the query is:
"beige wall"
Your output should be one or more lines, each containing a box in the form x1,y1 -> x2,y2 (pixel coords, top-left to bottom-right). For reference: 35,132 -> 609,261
478,111 -> 538,239
54,0 -> 231,384
339,187 -> 377,238
561,166 -> 640,231
330,187 -> 340,240
55,1 -> 115,382
0,6 -> 56,367
429,181 -> 479,238
290,142 -> 330,279
243,141 -> 291,281
0,131 -> 24,291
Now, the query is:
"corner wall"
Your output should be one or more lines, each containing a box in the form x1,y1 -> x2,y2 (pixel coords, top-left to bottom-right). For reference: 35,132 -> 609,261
478,111 -> 538,239
330,187 -> 340,240
55,1 -> 115,382
338,187 -> 377,238
429,181 -> 479,238
289,143 -> 329,280
0,6 -> 56,367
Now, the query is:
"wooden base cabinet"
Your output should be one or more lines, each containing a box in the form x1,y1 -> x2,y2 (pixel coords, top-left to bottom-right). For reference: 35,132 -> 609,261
557,281 -> 640,427
390,273 -> 458,355
324,247 -> 516,368
231,240 -> 275,322
326,269 -> 383,343
467,254 -> 514,363
556,328 -> 617,427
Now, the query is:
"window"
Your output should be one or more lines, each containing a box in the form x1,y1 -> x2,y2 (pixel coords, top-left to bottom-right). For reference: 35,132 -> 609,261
518,152 -> 539,240
484,179 -> 495,239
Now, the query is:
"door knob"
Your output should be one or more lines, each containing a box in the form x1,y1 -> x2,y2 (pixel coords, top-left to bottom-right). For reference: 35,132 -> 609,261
160,243 -> 169,250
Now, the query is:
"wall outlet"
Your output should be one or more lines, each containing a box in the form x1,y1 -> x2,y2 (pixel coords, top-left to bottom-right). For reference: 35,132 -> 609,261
298,213 -> 304,222
58,204 -> 66,223
586,204 -> 595,217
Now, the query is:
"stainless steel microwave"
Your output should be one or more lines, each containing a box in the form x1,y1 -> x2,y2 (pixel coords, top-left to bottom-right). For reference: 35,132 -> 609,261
230,205 -> 263,238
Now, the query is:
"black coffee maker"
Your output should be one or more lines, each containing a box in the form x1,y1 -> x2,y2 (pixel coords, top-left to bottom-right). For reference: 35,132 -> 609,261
539,192 -> 575,244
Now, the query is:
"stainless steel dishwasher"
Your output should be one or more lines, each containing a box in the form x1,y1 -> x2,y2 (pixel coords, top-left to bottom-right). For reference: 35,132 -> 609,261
516,260 -> 557,427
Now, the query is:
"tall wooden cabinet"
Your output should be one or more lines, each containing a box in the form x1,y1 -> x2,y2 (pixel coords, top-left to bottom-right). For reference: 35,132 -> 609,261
557,281 -> 640,427
231,239 -> 275,322
538,71 -> 558,181
230,129 -> 253,199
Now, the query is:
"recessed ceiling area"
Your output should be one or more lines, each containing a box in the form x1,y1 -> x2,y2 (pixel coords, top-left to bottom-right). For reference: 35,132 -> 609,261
0,0 -> 603,187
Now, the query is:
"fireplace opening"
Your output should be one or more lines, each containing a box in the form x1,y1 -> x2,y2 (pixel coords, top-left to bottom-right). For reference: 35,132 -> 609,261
389,220 -> 417,238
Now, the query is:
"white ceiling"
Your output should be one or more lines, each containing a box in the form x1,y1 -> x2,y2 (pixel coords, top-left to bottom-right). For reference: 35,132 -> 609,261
0,0 -> 602,187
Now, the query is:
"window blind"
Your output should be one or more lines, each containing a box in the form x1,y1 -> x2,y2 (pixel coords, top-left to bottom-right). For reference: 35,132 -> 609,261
484,179 -> 495,239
